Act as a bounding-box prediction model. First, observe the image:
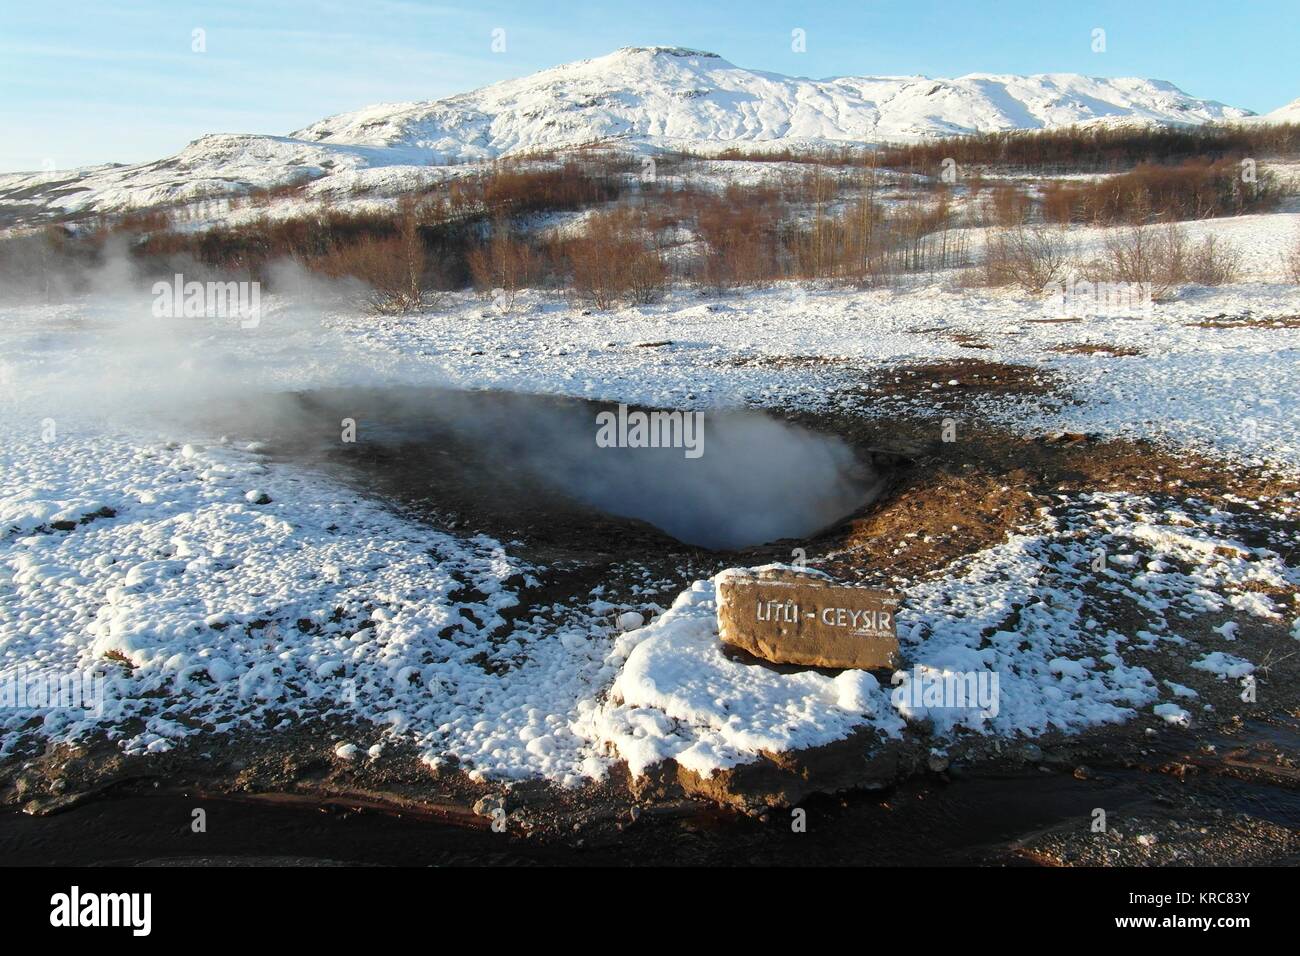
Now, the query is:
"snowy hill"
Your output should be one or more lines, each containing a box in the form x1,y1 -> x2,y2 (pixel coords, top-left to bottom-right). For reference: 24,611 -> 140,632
295,47 -> 1252,155
1260,97 -> 1300,123
0,46 -> 1254,226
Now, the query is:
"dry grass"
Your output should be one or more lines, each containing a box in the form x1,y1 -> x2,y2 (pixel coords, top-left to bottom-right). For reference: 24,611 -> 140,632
1051,343 -> 1142,357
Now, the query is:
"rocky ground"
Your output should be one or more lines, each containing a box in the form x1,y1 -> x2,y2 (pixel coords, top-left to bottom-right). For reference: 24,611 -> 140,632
3,370 -> 1297,864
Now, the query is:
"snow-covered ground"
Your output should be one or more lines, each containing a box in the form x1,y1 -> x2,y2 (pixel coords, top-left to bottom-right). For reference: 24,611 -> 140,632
3,210 -> 1299,784
338,210 -> 1300,468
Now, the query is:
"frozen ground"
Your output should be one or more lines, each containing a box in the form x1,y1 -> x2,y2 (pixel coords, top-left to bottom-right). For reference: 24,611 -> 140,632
2,210 -> 1299,785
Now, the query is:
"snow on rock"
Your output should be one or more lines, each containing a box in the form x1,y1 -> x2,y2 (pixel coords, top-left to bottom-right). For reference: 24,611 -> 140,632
616,610 -> 645,632
573,579 -> 905,778
1154,703 -> 1192,726
1191,652 -> 1256,679
334,742 -> 360,761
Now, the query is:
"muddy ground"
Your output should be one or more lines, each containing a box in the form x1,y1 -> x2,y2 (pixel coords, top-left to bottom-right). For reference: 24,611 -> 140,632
2,714 -> 1297,865
3,358 -> 1298,864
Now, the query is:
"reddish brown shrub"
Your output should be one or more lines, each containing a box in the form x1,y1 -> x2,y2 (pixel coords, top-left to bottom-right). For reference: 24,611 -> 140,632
309,199 -> 437,313
560,210 -> 667,309
1039,159 -> 1281,225
986,185 -> 1031,227
466,223 -> 546,312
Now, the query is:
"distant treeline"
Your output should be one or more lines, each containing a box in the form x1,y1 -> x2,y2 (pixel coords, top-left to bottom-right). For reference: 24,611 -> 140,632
3,125 -> 1295,312
1039,158 -> 1281,223
702,122 -> 1300,173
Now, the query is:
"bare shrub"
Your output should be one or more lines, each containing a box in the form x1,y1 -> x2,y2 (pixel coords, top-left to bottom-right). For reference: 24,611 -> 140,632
889,191 -> 966,274
623,244 -> 670,305
783,190 -> 965,285
565,238 -> 620,310
1083,222 -> 1242,297
867,123 -> 1300,174
248,179 -> 311,208
1085,222 -> 1184,301
467,221 -> 544,313
693,186 -> 782,291
562,210 -> 667,309
978,224 -> 1072,291
1184,234 -> 1242,286
702,122 -> 1300,178
986,185 -> 1031,227
1040,181 -> 1075,226
1286,230 -> 1300,284
311,198 -> 437,313
474,158 -> 624,216
1039,159 -> 1282,225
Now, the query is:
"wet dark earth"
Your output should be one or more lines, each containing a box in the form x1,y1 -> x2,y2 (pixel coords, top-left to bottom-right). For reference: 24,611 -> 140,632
206,386 -> 897,557
3,716 -> 1297,866
197,385 -> 915,647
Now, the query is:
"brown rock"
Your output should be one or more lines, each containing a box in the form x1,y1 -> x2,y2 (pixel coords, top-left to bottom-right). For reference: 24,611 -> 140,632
665,731 -> 903,811
716,568 -> 901,670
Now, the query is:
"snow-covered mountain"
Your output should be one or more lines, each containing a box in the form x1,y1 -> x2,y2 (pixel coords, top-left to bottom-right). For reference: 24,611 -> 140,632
296,46 -> 1252,155
0,46 -> 1255,226
1260,97 -> 1300,124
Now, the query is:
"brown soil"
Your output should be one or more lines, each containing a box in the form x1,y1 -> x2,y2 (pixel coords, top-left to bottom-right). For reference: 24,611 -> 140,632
1051,342 -> 1142,357
845,358 -> 1064,416
1190,313 -> 1300,329
724,353 -> 855,370
948,332 -> 993,350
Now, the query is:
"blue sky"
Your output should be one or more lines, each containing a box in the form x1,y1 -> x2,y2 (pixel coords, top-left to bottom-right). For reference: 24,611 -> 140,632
2,0 -> 1297,173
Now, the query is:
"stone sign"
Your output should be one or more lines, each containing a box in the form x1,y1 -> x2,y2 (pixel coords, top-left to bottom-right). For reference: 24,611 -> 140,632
717,568 -> 901,670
